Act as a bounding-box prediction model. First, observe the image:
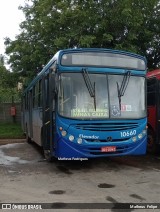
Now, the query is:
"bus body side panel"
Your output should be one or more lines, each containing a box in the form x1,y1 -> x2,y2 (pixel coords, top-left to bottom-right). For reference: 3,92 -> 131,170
24,110 -> 29,135
28,90 -> 33,138
32,108 -> 42,146
21,97 -> 25,133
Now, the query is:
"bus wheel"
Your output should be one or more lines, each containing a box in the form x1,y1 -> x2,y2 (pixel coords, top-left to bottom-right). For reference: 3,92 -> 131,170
43,150 -> 55,162
26,126 -> 32,143
147,129 -> 156,154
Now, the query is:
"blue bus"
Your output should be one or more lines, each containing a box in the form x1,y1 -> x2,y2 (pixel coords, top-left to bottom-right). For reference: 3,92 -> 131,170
21,48 -> 147,160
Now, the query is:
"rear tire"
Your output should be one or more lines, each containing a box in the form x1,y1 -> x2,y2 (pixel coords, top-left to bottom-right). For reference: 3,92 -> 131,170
26,126 -> 32,143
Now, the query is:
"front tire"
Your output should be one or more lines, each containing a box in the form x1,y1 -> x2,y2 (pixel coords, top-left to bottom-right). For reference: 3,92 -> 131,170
43,150 -> 56,162
26,125 -> 32,143
41,130 -> 56,162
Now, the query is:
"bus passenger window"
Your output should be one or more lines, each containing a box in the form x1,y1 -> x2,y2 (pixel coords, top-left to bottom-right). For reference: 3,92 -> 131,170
38,80 -> 42,107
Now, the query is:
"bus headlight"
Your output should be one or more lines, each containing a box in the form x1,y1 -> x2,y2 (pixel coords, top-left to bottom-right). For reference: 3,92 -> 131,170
69,135 -> 74,142
142,129 -> 146,135
138,133 -> 143,139
61,130 -> 67,137
77,138 -> 82,144
132,136 -> 137,142
131,128 -> 146,142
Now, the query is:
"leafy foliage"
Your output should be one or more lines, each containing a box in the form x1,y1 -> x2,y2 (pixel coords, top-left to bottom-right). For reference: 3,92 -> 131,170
4,0 -> 160,81
0,62 -> 21,102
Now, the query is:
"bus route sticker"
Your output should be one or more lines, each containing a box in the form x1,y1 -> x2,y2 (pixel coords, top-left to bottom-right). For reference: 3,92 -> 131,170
121,104 -> 132,111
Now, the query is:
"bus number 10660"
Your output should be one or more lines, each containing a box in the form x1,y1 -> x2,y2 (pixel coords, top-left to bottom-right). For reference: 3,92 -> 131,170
120,130 -> 136,137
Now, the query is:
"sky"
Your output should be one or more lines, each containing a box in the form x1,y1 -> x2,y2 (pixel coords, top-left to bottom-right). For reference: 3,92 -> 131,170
0,0 -> 25,55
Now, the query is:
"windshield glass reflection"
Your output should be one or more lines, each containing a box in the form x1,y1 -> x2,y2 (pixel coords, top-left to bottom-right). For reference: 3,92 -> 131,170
58,73 -> 146,119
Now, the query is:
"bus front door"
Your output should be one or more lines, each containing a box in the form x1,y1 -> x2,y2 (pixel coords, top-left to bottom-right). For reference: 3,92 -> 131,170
42,70 -> 55,160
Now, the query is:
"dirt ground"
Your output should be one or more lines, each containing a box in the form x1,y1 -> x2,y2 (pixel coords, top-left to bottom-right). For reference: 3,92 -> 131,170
0,141 -> 160,211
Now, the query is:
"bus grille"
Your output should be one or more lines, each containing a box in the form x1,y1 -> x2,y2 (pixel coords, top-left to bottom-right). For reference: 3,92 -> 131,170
84,138 -> 129,143
73,122 -> 139,132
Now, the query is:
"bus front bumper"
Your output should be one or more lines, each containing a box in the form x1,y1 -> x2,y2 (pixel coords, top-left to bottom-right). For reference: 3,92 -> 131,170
54,136 -> 147,159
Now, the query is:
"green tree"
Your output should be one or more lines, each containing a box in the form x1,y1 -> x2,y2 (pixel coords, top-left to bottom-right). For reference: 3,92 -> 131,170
0,61 -> 21,102
0,54 -> 5,66
5,0 -> 160,80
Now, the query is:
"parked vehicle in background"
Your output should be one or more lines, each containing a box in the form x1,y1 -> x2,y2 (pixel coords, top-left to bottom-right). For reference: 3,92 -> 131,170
147,69 -> 160,153
21,48 -> 147,160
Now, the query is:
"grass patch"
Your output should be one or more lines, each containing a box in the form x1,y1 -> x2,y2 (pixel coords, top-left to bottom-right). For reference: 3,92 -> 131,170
0,123 -> 25,139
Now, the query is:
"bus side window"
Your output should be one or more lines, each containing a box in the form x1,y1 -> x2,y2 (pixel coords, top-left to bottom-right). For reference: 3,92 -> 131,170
38,79 -> 42,107
24,94 -> 26,110
33,86 -> 35,108
25,93 -> 28,110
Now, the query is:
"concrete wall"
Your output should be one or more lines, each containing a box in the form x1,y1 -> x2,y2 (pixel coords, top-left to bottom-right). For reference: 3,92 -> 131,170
0,102 -> 21,124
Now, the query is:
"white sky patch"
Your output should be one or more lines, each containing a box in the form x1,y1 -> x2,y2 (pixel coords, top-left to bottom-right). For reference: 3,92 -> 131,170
0,0 -> 25,55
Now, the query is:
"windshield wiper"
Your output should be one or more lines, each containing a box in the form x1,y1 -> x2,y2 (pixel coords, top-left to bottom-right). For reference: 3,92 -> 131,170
117,71 -> 131,112
82,68 -> 96,111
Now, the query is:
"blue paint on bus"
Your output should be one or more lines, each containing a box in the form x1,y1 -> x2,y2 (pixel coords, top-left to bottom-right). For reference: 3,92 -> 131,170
21,48 -> 147,160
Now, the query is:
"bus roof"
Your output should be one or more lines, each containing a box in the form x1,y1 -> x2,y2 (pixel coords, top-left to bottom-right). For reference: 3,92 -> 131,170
147,69 -> 160,79
58,48 -> 146,60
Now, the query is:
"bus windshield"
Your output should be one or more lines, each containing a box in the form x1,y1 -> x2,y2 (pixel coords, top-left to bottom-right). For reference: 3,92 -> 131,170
58,73 -> 146,119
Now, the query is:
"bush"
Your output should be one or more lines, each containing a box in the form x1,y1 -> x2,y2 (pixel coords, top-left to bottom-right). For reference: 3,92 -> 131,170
0,123 -> 25,139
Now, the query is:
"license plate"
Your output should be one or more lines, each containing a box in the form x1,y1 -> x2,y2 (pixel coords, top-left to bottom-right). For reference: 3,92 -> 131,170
101,146 -> 116,152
